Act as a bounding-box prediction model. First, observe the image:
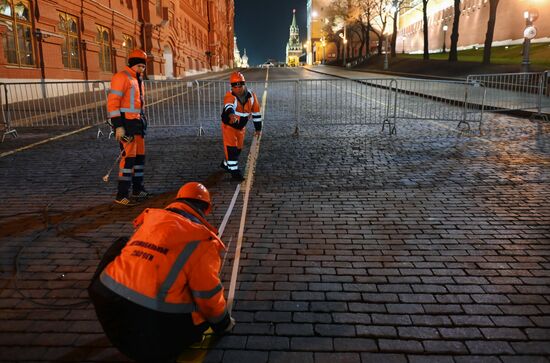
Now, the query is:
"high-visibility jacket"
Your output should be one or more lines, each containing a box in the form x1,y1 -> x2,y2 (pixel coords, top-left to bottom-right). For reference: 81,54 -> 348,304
107,66 -> 145,132
221,89 -> 262,131
100,201 -> 228,326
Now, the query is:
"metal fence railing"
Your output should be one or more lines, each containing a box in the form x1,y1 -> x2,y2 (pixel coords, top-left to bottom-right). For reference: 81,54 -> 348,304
389,78 -> 487,133
466,71 -> 550,120
290,78 -> 486,134
144,80 -> 201,129
0,81 -> 108,142
2,71 -> 547,142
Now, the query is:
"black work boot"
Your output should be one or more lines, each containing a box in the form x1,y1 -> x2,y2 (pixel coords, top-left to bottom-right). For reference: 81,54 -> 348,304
230,170 -> 244,182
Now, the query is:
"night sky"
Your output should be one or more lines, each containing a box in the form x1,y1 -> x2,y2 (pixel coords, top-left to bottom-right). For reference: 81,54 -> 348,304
234,0 -> 307,66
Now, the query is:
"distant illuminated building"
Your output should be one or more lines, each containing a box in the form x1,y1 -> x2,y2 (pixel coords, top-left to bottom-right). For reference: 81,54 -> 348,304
234,37 -> 242,67
241,49 -> 249,68
286,9 -> 302,67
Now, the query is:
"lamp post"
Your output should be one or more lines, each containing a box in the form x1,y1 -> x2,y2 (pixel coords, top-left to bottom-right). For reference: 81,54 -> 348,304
521,9 -> 538,73
442,24 -> 448,53
342,24 -> 347,67
321,36 -> 326,64
384,33 -> 389,70
308,10 -> 318,66
338,28 -> 347,67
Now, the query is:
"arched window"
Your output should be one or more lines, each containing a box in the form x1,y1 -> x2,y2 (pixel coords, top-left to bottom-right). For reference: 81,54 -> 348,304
122,34 -> 134,62
0,0 -> 35,66
59,12 -> 81,69
96,25 -> 111,72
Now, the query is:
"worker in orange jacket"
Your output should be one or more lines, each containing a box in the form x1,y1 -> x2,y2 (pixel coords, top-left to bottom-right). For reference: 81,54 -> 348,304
107,49 -> 150,206
88,182 -> 235,362
220,71 -> 262,181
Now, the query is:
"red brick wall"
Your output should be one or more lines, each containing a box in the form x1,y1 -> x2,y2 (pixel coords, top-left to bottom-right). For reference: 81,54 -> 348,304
399,0 -> 550,54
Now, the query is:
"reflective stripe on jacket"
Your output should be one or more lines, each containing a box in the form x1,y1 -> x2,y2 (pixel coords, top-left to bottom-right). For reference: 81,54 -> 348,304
101,202 -> 227,324
107,66 -> 144,121
221,89 -> 262,131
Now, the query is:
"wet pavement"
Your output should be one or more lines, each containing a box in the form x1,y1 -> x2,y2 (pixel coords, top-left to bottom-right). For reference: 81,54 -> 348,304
0,72 -> 549,363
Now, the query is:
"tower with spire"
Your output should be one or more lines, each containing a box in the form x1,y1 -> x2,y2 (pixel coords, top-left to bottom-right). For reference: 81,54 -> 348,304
234,37 -> 242,67
241,49 -> 249,68
286,9 -> 302,67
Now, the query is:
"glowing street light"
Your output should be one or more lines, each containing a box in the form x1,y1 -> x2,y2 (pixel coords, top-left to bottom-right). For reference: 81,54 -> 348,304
339,26 -> 348,67
522,9 -> 538,72
442,24 -> 448,53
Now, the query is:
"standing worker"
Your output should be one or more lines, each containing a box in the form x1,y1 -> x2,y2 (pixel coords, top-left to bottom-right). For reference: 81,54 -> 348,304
107,49 -> 150,206
88,182 -> 235,362
220,71 -> 262,181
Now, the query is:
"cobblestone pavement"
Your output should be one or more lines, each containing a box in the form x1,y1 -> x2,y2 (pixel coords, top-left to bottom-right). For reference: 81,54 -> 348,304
0,96 -> 549,362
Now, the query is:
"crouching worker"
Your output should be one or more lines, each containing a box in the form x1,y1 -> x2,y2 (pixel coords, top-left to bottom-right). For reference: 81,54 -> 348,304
88,182 -> 235,363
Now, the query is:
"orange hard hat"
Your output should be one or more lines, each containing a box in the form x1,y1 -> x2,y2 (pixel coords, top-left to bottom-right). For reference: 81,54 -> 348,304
128,49 -> 147,61
176,182 -> 212,215
229,71 -> 245,84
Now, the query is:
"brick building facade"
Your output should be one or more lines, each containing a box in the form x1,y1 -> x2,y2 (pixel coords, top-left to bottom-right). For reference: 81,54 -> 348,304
0,0 -> 235,82
307,0 -> 549,63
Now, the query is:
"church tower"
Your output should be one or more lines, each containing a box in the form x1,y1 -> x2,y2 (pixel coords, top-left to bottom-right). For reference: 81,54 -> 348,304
285,9 -> 302,67
241,49 -> 249,68
234,37 -> 242,67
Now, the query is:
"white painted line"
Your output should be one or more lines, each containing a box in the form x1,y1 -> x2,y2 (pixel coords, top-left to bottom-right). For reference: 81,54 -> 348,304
0,125 -> 95,159
226,69 -> 269,313
217,183 -> 241,239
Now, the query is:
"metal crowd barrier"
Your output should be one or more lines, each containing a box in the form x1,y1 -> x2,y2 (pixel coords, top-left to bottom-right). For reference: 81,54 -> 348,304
143,80 -> 201,129
296,78 -> 395,125
0,81 -> 107,141
389,78 -> 486,133
466,71 -> 550,120
0,75 -> 502,142
194,80 -> 272,124
292,78 -> 486,134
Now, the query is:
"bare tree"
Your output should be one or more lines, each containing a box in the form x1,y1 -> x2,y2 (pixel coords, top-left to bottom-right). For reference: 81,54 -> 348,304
326,0 -> 358,63
422,0 -> 430,60
321,15 -> 342,63
482,0 -> 500,64
390,0 -> 407,58
448,0 -> 461,62
372,0 -> 392,55
355,0 -> 378,57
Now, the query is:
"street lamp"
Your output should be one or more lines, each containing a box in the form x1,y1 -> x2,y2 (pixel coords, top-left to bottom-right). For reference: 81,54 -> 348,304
308,10 -> 318,65
522,9 -> 538,72
442,24 -> 448,53
339,25 -> 347,67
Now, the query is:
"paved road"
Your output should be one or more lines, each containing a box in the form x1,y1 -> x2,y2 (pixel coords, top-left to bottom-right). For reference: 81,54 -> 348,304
0,67 -> 549,363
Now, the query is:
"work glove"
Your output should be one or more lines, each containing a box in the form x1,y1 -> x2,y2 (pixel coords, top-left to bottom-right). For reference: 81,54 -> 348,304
212,314 -> 236,336
229,114 -> 239,125
140,112 -> 148,131
224,316 -> 236,333
115,127 -> 133,142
